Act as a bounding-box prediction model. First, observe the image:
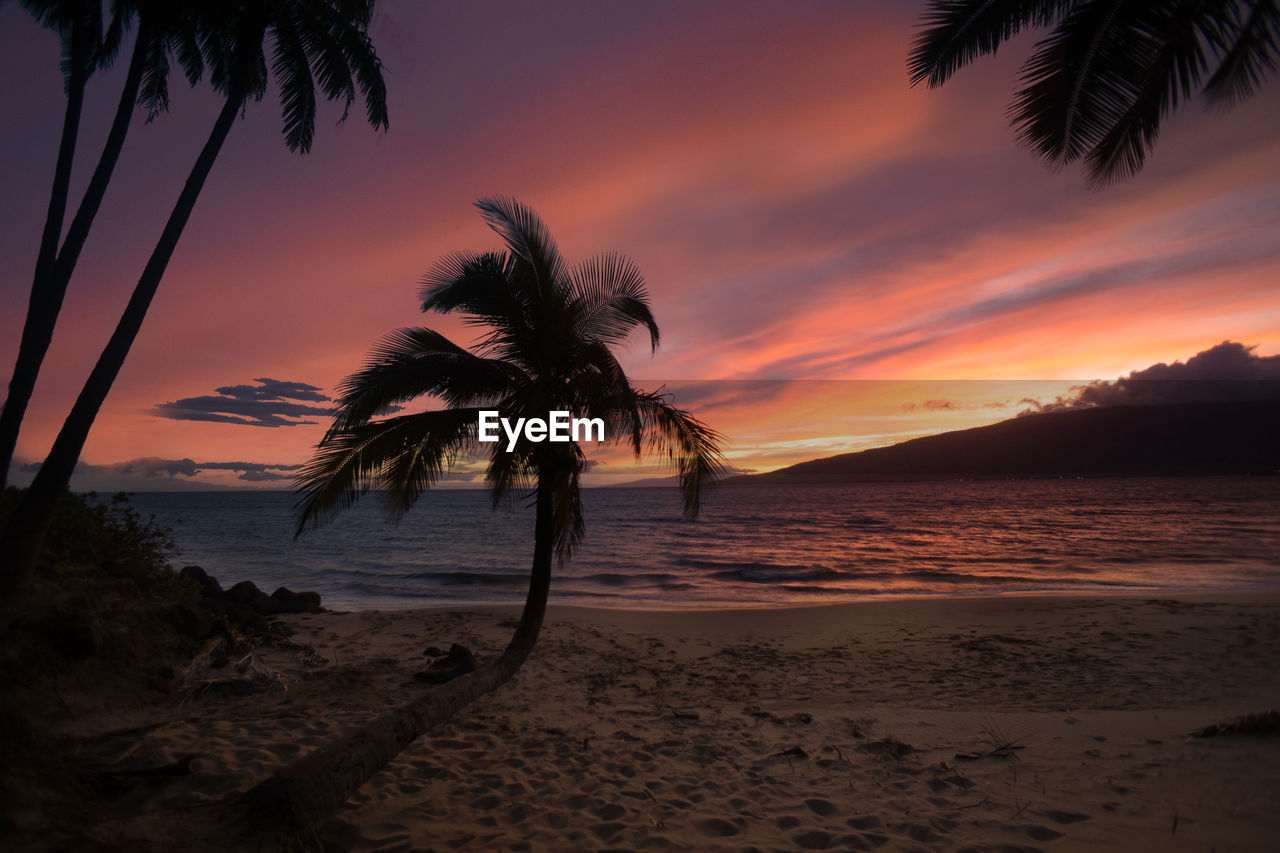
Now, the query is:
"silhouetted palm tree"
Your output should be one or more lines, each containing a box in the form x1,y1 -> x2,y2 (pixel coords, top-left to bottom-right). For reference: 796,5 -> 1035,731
218,197 -> 725,840
0,0 -> 389,595
1,0 -> 214,487
907,0 -> 1280,185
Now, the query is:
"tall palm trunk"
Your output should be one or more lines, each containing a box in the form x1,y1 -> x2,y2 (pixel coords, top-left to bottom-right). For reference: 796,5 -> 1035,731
0,25 -> 150,487
226,480 -> 556,847
1,23 -> 93,485
0,88 -> 244,597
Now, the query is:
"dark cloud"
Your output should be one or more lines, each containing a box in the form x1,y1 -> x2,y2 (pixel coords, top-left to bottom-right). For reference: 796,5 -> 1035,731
237,470 -> 293,482
214,378 -> 330,403
153,377 -> 333,427
196,461 -> 303,474
1026,342 -> 1280,414
20,457 -> 303,483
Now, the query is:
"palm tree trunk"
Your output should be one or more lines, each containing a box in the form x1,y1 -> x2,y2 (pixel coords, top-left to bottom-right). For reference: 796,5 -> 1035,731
0,89 -> 244,597
0,27 -> 95,486
228,480 -> 556,847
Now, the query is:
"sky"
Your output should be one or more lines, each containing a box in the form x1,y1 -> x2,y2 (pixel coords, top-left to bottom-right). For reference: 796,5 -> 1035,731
2,0 -> 1279,490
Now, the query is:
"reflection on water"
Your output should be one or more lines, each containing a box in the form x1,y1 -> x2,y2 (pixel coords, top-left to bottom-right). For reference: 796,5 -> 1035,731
131,478 -> 1280,609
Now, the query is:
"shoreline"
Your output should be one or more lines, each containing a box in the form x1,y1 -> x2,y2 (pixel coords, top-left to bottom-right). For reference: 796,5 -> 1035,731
320,585 -> 1280,614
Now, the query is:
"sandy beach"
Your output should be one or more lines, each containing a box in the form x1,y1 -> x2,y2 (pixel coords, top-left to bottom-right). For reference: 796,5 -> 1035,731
51,591 -> 1279,851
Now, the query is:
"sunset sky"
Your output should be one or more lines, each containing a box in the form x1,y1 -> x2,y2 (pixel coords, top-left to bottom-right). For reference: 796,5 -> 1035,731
2,1 -> 1279,490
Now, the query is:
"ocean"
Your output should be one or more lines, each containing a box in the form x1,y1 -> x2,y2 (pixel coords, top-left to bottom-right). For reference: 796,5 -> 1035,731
129,478 -> 1280,609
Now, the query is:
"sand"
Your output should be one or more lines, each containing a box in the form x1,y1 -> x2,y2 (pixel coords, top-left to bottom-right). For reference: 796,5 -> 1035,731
68,592 -> 1280,851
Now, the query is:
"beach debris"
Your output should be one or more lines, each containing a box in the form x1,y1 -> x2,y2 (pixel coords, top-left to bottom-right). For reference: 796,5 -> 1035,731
172,644 -> 289,705
415,643 -> 477,684
956,721 -> 1029,761
1010,796 -> 1033,819
1190,709 -> 1280,737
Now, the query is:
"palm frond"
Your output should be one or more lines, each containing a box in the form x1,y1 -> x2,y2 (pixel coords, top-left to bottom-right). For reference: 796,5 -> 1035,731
419,249 -> 540,368
138,26 -> 173,120
1203,0 -> 1280,107
549,449 -> 587,560
625,390 -> 728,518
271,13 -> 317,152
1011,0 -> 1148,168
294,408 -> 480,536
98,0 -> 127,68
419,250 -> 522,318
908,0 -> 1068,87
169,7 -> 207,87
1082,2 -> 1217,186
483,440 -> 536,510
330,327 -> 529,434
475,196 -> 568,297
334,7 -> 387,129
569,252 -> 659,351
296,6 -> 357,117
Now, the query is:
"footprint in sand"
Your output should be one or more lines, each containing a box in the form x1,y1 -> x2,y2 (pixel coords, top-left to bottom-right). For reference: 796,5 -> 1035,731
695,817 -> 741,837
805,798 -> 838,817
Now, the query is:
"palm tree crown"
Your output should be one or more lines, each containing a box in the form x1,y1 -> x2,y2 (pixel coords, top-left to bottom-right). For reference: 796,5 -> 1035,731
295,196 -> 725,555
908,0 -> 1280,185
196,0 -> 388,152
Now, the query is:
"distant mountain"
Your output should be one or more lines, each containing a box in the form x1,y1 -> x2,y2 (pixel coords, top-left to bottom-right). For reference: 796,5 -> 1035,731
724,400 -> 1280,485
604,475 -> 682,489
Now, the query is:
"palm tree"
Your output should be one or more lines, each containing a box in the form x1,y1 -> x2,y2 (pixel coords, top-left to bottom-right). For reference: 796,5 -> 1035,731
1,0 -> 216,487
2,0 -> 113,486
907,0 -> 1280,186
0,0 -> 389,595
218,197 -> 725,841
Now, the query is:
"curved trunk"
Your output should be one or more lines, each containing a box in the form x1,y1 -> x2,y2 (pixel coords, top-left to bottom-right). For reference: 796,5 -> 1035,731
223,480 -> 556,849
0,25 -> 94,486
0,89 -> 244,597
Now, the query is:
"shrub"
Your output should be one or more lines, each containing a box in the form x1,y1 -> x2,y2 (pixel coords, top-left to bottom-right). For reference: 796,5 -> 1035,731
0,487 -> 181,585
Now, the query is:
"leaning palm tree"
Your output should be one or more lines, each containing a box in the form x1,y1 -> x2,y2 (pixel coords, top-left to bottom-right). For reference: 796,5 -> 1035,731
1,0 -> 219,487
908,0 -> 1280,186
0,0 -> 389,595
177,197 -> 724,845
